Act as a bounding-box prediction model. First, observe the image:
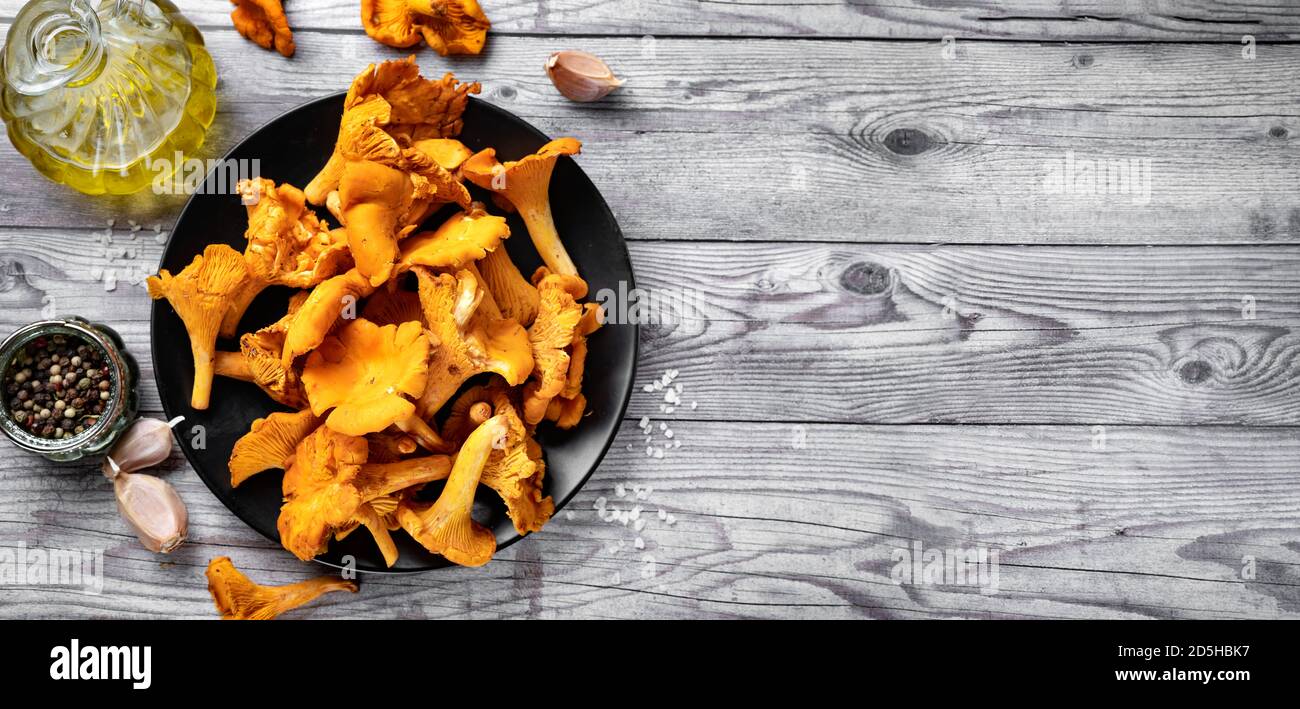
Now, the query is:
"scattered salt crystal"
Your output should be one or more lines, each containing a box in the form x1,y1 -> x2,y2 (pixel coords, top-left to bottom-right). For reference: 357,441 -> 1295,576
665,406 -> 675,414
89,266 -> 103,279
659,404 -> 668,413
637,486 -> 652,500
153,232 -> 166,245
564,511 -> 575,521
626,443 -> 633,451
639,416 -> 650,428
127,219 -> 138,228
593,496 -> 607,510
102,270 -> 117,292
668,368 -> 679,378
634,536 -> 645,549
665,513 -> 676,525
634,519 -> 646,532
615,483 -> 625,498
152,224 -> 161,233
652,448 -> 664,459
674,440 -> 682,448
644,435 -> 651,444
691,401 -> 698,410
642,384 -> 653,393
612,572 -> 621,585
630,505 -> 642,520
106,218 -> 115,227
665,429 -> 674,439
657,509 -> 667,520
675,383 -> 683,393
616,539 -> 625,550
645,446 -> 653,457
659,422 -> 667,431
653,380 -> 663,391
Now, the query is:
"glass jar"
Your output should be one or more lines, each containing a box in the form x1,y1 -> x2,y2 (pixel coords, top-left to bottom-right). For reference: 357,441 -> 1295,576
0,318 -> 139,461
0,0 -> 217,194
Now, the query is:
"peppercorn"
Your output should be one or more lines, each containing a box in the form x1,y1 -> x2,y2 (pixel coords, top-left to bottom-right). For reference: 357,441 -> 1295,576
3,333 -> 115,441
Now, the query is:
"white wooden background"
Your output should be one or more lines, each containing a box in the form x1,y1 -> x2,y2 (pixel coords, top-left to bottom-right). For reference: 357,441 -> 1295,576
1,0 -> 1299,618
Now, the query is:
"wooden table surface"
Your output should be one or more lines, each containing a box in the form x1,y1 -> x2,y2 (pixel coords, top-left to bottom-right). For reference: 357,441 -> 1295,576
1,1 -> 1298,619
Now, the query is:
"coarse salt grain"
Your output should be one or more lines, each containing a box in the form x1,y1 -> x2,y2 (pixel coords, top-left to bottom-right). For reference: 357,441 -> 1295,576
665,514 -> 676,525
665,429 -> 674,439
691,401 -> 698,410
637,486 -> 652,499
564,511 -> 575,521
657,509 -> 667,520
659,422 -> 667,431
634,536 -> 645,549
645,446 -> 653,457
642,384 -> 653,393
615,483 -> 625,497
639,416 -> 650,429
652,448 -> 664,459
634,519 -> 646,532
653,380 -> 663,391
594,496 -> 607,510
665,406 -> 675,414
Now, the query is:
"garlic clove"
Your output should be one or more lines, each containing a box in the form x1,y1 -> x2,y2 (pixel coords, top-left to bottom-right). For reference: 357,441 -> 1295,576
114,471 -> 188,553
102,416 -> 183,479
545,50 -> 624,103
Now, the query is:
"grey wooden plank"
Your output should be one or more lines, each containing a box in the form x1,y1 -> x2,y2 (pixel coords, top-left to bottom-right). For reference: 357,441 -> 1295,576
3,0 -> 1294,41
2,229 -> 1298,425
1,30 -> 1298,244
1,422 -> 1296,619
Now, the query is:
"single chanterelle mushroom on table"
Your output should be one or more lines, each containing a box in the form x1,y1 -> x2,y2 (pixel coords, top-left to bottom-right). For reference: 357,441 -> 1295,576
398,415 -> 508,566
223,179 -> 351,338
462,137 -> 583,277
230,0 -> 295,57
214,291 -> 311,408
306,58 -> 479,205
228,409 -> 321,488
277,425 -> 452,563
361,0 -> 491,56
300,318 -> 447,451
206,556 -> 356,620
522,270 -> 587,424
398,206 -> 510,272
413,266 -> 533,418
147,244 -> 251,410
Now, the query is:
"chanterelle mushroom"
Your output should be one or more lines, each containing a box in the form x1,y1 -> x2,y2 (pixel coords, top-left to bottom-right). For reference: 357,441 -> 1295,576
306,58 -> 479,205
477,245 -> 539,326
361,0 -> 491,56
522,270 -> 587,424
281,268 -> 378,366
277,425 -> 451,561
228,409 -> 321,488
444,383 -> 553,534
338,160 -> 415,286
230,0 -> 295,57
397,415 -> 508,566
214,290 -> 311,408
398,206 -> 509,272
462,137 -> 583,277
206,556 -> 356,620
223,179 -> 350,338
147,244 -> 252,410
300,318 -> 447,451
361,287 -> 424,327
413,266 -> 533,418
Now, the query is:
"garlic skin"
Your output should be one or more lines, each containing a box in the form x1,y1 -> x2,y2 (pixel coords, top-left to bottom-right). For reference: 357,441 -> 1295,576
101,416 -> 183,479
545,50 -> 624,102
114,471 -> 188,553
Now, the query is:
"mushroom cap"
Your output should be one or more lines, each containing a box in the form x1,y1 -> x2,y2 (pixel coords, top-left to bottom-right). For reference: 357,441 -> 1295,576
413,267 -> 534,418
238,178 -> 351,289
521,270 -> 587,424
410,138 -> 473,171
281,268 -> 378,367
361,0 -> 491,56
230,0 -> 295,57
399,207 -> 509,272
361,287 -> 424,328
462,138 -> 582,199
339,160 -> 415,287
301,318 -> 430,436
205,556 -> 356,620
229,409 -> 321,488
277,425 -> 370,560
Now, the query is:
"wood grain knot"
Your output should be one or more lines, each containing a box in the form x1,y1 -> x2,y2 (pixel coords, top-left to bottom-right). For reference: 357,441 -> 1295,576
1073,54 -> 1095,68
496,85 -> 517,100
1269,126 -> 1289,139
882,128 -> 933,156
1179,359 -> 1212,384
839,261 -> 892,295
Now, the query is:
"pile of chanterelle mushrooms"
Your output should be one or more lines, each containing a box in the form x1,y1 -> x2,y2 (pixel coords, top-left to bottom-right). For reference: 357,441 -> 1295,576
149,57 -> 600,568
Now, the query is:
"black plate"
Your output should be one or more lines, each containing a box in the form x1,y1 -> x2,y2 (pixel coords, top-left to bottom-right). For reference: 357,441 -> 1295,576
152,94 -> 637,572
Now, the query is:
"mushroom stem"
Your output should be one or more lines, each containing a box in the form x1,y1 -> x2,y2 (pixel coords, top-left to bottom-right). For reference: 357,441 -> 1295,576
519,203 -> 577,277
191,340 -> 216,410
213,351 -> 254,382
396,415 -> 449,452
357,455 -> 452,497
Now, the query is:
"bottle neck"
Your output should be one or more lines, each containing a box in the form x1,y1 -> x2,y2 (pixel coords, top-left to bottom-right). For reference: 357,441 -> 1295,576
4,0 -> 107,95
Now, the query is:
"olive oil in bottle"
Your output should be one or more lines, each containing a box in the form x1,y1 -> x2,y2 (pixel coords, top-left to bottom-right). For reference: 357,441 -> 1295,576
0,0 -> 217,195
